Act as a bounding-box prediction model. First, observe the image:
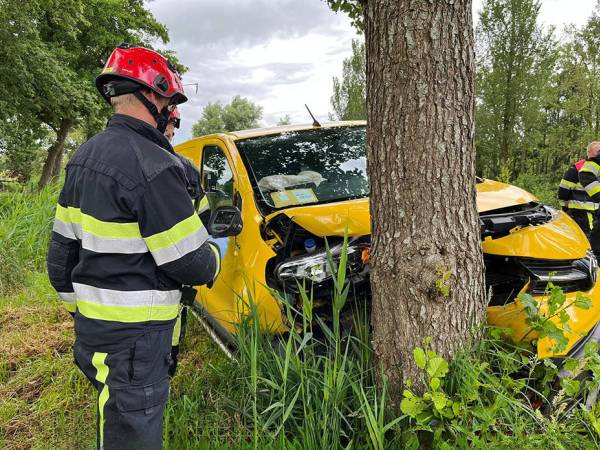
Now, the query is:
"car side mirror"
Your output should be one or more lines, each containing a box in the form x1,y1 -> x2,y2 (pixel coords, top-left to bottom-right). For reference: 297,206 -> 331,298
208,206 -> 243,237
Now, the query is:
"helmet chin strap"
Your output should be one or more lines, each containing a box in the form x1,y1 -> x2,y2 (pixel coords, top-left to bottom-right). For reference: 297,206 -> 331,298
133,91 -> 170,133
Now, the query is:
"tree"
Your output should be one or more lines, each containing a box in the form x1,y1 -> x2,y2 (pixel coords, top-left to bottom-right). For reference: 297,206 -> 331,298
192,96 -> 263,136
330,39 -> 367,120
330,0 -> 486,399
475,0 -> 557,179
277,114 -> 292,126
0,0 -> 176,188
0,116 -> 49,183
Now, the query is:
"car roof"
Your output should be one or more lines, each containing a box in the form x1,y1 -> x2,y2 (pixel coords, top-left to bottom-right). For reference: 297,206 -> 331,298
189,120 -> 367,142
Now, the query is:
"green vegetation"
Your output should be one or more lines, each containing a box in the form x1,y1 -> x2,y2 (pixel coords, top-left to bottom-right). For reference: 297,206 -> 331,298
3,189 -> 600,449
330,39 -> 366,121
329,0 -> 600,192
0,0 -> 181,187
191,96 -> 264,137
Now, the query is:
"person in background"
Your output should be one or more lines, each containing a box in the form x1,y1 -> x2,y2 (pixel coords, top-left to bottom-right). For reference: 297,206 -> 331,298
558,157 -> 595,235
579,141 -> 600,256
164,106 -> 211,377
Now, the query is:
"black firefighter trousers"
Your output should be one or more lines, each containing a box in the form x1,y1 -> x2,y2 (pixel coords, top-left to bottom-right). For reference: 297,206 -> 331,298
567,209 -> 593,236
74,327 -> 173,450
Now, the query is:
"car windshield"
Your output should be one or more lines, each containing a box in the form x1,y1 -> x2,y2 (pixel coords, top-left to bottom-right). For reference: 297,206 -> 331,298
236,125 -> 368,212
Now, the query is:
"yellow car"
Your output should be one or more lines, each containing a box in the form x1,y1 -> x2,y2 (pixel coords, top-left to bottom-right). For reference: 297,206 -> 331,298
175,121 -> 600,359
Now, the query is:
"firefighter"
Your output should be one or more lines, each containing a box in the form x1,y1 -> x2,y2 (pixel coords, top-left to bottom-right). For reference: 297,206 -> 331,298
164,106 -> 180,143
558,158 -> 595,235
579,141 -> 600,257
46,44 -> 221,450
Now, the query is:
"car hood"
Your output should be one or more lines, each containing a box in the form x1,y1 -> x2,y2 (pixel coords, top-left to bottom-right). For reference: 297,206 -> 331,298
476,179 -> 538,213
264,179 -> 539,237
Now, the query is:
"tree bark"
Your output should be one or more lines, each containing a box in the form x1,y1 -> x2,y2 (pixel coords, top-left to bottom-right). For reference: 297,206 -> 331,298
38,119 -> 72,189
365,0 -> 486,401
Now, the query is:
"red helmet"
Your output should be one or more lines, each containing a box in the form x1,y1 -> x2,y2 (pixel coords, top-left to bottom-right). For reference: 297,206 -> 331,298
169,107 -> 181,129
96,43 -> 187,105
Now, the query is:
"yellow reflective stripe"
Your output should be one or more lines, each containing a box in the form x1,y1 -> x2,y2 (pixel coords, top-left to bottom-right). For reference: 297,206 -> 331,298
92,352 -> 109,450
144,214 -> 203,252
77,300 -> 180,323
560,179 -> 578,188
172,308 -> 182,346
55,205 -> 141,239
586,181 -> 600,197
567,200 -> 599,211
198,195 -> 209,211
581,161 -> 600,175
210,243 -> 221,279
589,213 -> 594,230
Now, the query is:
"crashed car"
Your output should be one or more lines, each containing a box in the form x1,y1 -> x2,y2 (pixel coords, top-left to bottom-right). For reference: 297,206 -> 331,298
175,121 -> 600,360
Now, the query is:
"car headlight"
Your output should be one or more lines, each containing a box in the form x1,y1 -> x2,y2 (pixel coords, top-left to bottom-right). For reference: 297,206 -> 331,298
276,243 -> 361,284
544,205 -> 560,220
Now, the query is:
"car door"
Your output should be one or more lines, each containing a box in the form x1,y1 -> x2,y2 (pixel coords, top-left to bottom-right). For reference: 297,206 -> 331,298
195,140 -> 241,333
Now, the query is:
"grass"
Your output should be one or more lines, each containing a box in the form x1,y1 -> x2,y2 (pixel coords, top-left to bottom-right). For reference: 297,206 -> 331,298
0,271 -> 237,450
2,184 -> 600,449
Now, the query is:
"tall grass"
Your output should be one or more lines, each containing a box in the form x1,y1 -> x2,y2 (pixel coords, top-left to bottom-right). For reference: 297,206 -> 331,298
219,240 -> 600,449
0,184 -> 58,294
231,237 -> 408,450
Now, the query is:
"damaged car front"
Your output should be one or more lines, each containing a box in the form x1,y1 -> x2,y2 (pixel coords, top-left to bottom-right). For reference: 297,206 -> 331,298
230,122 -> 600,360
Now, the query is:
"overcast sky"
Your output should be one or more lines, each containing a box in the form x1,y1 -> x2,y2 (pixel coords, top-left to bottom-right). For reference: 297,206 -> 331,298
146,0 -> 599,144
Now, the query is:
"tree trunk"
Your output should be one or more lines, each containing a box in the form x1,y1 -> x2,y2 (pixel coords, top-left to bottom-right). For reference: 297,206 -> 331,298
38,119 -> 72,189
365,0 -> 486,401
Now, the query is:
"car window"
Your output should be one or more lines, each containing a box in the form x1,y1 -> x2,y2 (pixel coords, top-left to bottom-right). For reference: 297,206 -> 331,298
202,145 -> 234,209
236,126 -> 367,212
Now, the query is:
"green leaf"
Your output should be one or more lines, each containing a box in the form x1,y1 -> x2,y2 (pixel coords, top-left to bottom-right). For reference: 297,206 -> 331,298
430,377 -> 441,391
413,347 -> 427,369
560,377 -> 581,396
452,401 -> 461,416
400,396 -> 426,418
427,357 -> 449,379
575,293 -> 593,310
519,293 -> 538,317
562,358 -> 579,372
431,392 -> 447,411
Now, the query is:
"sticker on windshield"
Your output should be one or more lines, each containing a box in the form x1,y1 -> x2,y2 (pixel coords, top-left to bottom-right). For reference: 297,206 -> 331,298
271,189 -> 318,208
292,189 -> 318,204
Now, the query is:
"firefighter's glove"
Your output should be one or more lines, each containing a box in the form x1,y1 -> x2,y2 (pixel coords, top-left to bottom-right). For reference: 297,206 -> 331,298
180,285 -> 197,306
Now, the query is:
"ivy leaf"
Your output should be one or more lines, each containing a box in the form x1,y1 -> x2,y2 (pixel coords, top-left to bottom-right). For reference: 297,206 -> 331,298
427,357 -> 449,379
413,347 -> 427,369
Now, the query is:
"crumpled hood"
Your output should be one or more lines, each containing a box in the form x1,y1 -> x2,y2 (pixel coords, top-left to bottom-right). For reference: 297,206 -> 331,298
476,179 -> 538,213
265,180 -> 539,237
266,198 -> 370,237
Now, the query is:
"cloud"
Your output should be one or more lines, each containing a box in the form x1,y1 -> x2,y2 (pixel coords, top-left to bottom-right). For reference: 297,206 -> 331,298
146,0 -> 360,143
150,0 -> 340,49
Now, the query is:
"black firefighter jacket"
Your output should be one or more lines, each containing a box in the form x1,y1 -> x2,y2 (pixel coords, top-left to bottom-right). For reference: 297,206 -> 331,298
47,114 -> 221,350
